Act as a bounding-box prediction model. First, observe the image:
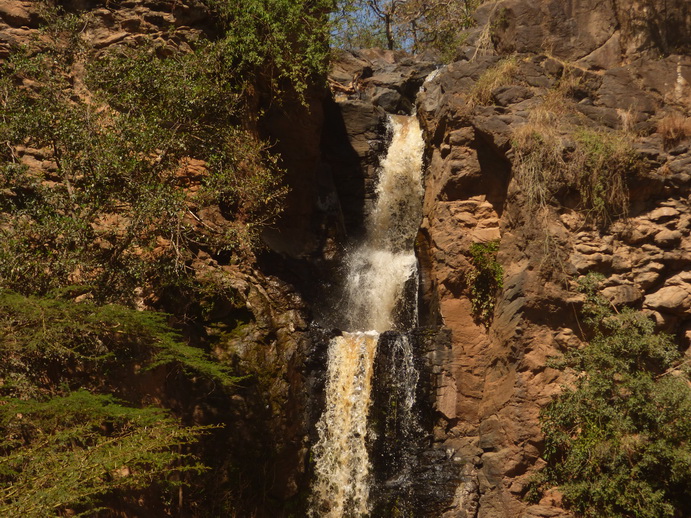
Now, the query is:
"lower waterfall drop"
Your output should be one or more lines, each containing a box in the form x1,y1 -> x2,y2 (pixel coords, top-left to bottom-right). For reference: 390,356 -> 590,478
310,332 -> 378,518
310,115 -> 425,517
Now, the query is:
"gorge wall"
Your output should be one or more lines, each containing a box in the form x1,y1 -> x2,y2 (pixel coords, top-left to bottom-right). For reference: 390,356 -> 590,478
0,1 -> 325,514
1,0 -> 690,516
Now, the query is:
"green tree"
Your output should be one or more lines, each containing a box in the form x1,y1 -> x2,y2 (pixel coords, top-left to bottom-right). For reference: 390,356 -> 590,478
536,274 -> 691,517
332,0 -> 482,58
200,0 -> 332,96
0,5 -> 291,302
0,288 -> 241,516
0,392 -> 209,518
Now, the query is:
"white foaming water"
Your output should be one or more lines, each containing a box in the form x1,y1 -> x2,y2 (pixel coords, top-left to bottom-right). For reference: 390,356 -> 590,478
368,115 -> 425,256
310,332 -> 378,518
342,115 -> 425,333
343,247 -> 418,333
310,115 -> 425,517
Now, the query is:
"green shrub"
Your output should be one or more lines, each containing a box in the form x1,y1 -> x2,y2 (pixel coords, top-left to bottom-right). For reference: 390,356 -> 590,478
199,0 -> 331,96
0,288 -> 239,516
466,240 -> 503,325
0,11 -> 288,301
536,274 -> 691,517
0,289 -> 241,398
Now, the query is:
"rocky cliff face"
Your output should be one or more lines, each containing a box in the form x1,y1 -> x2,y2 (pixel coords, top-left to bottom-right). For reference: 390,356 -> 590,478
324,3 -> 690,512
471,0 -> 690,68
409,2 -> 691,517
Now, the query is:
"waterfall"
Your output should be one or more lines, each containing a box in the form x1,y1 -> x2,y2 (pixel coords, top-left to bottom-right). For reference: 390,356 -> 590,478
341,115 -> 425,333
310,332 -> 378,518
310,115 -> 425,517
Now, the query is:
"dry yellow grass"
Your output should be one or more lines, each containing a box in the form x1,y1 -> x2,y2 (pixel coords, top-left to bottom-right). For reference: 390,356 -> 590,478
657,113 -> 691,147
511,122 -> 563,209
468,56 -> 519,105
512,116 -> 637,226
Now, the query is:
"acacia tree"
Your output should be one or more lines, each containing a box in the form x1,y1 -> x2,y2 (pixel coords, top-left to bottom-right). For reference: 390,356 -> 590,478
367,0 -> 405,50
534,274 -> 691,517
399,0 -> 480,55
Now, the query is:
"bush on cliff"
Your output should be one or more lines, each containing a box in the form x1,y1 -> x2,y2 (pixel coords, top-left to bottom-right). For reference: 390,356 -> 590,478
0,22 -> 289,302
465,240 -> 504,326
200,0 -> 332,95
535,274 -> 691,517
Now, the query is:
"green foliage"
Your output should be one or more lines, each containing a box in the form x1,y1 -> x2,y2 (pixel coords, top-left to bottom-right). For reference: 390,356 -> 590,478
0,12 -> 288,301
0,391 -> 209,518
536,274 -> 691,517
0,3 -> 325,515
86,39 -> 288,255
466,240 -> 503,325
200,0 -> 331,96
0,288 -> 236,515
0,285 -> 237,515
0,289 -> 241,398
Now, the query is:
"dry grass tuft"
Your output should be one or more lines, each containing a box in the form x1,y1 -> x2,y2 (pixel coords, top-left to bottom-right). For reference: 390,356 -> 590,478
511,122 -> 563,209
657,113 -> 691,147
525,68 -> 583,126
512,122 -> 639,226
510,61 -> 641,227
468,56 -> 519,105
569,128 -> 636,224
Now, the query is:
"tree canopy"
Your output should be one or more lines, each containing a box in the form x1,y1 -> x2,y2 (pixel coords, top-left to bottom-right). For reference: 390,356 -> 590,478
0,0 -> 331,514
331,0 -> 483,59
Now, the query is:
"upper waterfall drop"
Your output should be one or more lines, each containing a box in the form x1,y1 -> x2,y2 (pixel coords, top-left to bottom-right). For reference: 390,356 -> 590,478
310,114 -> 425,517
341,115 -> 425,333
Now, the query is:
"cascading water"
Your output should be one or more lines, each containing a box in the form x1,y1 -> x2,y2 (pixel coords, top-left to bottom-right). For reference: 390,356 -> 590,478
310,115 -> 425,517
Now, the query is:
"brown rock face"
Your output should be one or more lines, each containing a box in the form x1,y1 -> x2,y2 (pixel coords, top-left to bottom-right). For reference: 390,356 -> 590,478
482,0 -> 690,68
415,3 -> 691,516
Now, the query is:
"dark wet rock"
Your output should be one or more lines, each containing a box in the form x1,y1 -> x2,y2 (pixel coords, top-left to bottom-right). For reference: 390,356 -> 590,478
323,49 -> 438,239
370,328 -> 463,517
